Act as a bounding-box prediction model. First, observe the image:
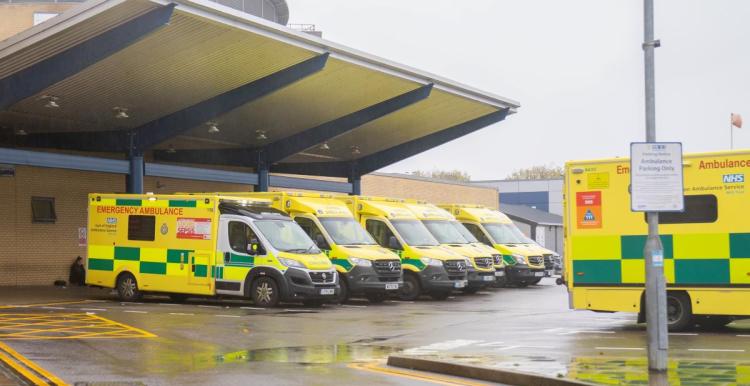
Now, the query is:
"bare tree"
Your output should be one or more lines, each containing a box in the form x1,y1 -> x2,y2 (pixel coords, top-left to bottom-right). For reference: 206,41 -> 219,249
506,164 -> 563,180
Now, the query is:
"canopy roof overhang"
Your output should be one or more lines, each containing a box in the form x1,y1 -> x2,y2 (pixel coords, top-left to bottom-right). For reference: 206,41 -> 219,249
0,0 -> 519,179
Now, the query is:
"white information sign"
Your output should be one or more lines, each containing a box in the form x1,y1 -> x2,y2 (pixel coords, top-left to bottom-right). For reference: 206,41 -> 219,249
630,142 -> 684,212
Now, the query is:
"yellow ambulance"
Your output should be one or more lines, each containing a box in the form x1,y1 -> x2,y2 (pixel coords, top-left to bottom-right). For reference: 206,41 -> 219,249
338,196 -> 469,300
86,193 -> 339,307
402,201 -> 497,293
217,192 -> 403,303
565,149 -> 750,330
439,204 -> 547,286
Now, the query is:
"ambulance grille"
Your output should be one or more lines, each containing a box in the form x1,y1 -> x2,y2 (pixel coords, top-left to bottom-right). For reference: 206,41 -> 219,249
528,256 -> 544,266
492,255 -> 502,265
443,260 -> 467,274
473,257 -> 493,269
372,260 -> 402,275
309,271 -> 336,284
543,254 -> 554,270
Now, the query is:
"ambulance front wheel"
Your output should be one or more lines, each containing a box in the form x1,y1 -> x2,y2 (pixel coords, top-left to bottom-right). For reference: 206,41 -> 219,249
399,272 -> 421,301
116,273 -> 142,302
251,277 -> 280,308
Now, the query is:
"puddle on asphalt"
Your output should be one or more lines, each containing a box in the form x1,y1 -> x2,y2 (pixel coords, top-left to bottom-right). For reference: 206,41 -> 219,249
216,344 -> 397,365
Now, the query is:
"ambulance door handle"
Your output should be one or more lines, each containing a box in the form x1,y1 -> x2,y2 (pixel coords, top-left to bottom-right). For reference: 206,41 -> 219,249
180,253 -> 185,270
224,252 -> 231,263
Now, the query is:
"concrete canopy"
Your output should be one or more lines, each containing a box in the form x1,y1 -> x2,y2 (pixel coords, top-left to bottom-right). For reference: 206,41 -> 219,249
0,0 -> 519,178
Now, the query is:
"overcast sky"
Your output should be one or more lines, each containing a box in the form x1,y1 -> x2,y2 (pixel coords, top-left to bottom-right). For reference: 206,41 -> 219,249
287,0 -> 750,180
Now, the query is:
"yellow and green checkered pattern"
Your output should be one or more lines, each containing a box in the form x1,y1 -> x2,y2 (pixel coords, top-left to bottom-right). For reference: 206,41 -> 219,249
88,245 -> 212,278
571,233 -> 750,286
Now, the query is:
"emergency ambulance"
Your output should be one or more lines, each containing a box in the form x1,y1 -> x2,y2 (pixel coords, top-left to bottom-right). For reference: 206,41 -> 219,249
338,196 -> 469,300
565,150 -> 750,330
402,200 -> 496,293
439,204 -> 546,286
213,192 -> 403,303
86,193 -> 339,307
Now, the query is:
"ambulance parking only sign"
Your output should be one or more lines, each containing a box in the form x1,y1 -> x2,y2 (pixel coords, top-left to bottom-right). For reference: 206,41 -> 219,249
630,142 -> 685,212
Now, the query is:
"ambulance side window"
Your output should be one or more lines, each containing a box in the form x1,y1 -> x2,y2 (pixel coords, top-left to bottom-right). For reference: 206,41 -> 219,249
294,217 -> 329,250
128,215 -> 155,241
463,223 -> 492,246
366,220 -> 395,248
228,221 -> 261,254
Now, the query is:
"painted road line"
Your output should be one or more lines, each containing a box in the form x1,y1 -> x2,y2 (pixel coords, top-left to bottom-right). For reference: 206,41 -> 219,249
80,308 -> 106,312
240,307 -> 265,310
521,345 -> 555,349
738,335 -> 750,337
403,340 -> 483,355
40,307 -> 66,310
595,347 -> 645,351
168,312 -> 194,316
577,330 -> 615,334
341,305 -> 367,308
123,310 -> 147,314
198,305 -> 221,309
688,348 -> 745,353
494,345 -> 521,351
348,362 -> 489,386
669,333 -> 699,336
543,328 -> 564,333
0,300 -> 96,310
216,315 -> 241,318
0,341 -> 68,385
477,341 -> 504,347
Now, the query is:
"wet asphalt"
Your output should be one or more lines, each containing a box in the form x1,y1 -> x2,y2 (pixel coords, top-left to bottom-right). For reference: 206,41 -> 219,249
1,279 -> 749,385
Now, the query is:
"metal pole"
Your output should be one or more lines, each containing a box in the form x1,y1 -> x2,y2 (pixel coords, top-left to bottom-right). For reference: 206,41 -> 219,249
643,0 -> 668,372
731,114 -> 734,150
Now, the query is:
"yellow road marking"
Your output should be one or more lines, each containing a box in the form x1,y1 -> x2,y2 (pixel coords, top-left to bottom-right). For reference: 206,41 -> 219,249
0,300 -> 98,310
0,313 -> 156,340
0,341 -> 68,385
348,362 -> 490,386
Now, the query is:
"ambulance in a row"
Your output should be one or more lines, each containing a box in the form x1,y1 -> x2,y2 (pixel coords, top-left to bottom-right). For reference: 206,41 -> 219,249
220,192 -> 403,303
86,194 -> 339,307
440,204 -> 548,286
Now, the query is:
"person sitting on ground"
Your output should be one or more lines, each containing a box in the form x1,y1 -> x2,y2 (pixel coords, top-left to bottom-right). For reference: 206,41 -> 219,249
69,256 -> 86,286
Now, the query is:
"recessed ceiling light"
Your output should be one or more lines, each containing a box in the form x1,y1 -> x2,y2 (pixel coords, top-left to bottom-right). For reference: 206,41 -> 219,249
350,145 -> 361,155
255,130 -> 268,140
207,121 -> 220,134
113,107 -> 129,119
166,145 -> 176,154
39,95 -> 60,109
15,129 -> 28,136
319,142 -> 330,150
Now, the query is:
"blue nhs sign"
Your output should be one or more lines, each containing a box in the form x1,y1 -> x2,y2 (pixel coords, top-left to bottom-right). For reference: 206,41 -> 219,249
723,174 -> 745,183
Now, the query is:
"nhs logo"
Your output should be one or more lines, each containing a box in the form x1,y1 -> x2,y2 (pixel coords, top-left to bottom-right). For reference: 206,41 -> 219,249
723,174 -> 744,183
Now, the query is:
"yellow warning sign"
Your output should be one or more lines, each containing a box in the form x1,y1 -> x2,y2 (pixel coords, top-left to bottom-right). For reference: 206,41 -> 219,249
587,172 -> 610,189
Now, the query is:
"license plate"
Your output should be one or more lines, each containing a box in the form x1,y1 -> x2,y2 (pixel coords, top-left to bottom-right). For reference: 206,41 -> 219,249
320,288 -> 335,295
546,270 -> 554,276
482,275 -> 495,281
454,280 -> 467,289
495,271 -> 505,277
534,272 -> 544,277
385,283 -> 399,290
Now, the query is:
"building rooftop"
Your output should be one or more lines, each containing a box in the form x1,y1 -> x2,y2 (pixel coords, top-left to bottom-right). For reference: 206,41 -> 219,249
500,203 -> 562,226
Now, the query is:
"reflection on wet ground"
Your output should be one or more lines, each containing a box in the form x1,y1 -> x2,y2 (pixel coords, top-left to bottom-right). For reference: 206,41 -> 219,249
217,344 -> 397,365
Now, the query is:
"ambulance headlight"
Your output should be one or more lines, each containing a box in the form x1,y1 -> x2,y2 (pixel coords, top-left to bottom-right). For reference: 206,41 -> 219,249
419,257 -> 443,267
512,254 -> 526,265
279,257 -> 305,269
348,257 -> 372,267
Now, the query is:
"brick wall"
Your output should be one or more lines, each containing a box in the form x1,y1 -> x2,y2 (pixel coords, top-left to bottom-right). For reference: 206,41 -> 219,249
0,4 -> 75,42
362,174 -> 499,209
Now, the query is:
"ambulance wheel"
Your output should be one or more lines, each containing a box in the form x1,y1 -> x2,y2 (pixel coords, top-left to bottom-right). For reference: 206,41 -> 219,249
399,272 -> 421,301
365,292 -> 387,304
667,292 -> 693,332
116,273 -> 141,302
337,277 -> 350,304
251,277 -> 280,308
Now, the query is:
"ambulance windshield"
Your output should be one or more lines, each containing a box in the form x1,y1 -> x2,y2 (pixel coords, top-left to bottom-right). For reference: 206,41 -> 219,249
482,223 -> 525,244
422,220 -> 469,244
391,220 -> 440,246
254,220 -> 320,254
319,217 -> 377,246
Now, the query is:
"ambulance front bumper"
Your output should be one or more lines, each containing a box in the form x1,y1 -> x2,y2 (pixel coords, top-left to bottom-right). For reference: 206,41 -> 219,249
467,267 -> 496,289
281,268 -> 340,301
420,265 -> 468,293
505,264 -> 545,284
345,265 -> 402,294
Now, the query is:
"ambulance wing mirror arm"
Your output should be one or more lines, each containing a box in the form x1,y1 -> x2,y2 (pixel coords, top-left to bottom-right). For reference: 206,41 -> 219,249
388,236 -> 402,250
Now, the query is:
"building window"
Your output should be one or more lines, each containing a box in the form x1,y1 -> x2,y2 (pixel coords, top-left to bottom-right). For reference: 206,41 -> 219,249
33,12 -> 59,26
128,215 -> 156,241
645,194 -> 718,224
31,197 -> 56,223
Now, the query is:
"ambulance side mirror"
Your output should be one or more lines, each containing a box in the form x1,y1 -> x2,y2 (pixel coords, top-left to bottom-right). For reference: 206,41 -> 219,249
388,236 -> 402,250
247,241 -> 265,256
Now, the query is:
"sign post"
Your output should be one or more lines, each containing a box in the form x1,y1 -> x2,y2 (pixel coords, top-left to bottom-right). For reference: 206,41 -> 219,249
630,141 -> 684,373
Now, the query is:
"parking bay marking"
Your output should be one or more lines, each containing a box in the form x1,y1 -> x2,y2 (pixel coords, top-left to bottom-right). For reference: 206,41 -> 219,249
596,347 -> 645,351
0,341 -> 69,385
0,313 -> 155,340
688,348 -> 745,353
